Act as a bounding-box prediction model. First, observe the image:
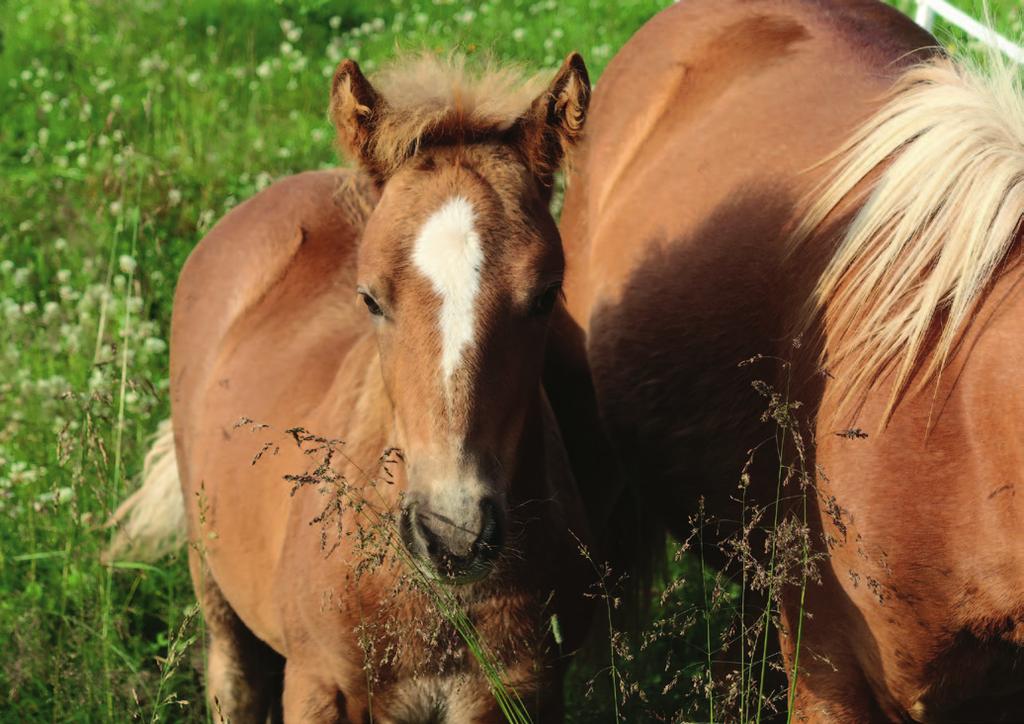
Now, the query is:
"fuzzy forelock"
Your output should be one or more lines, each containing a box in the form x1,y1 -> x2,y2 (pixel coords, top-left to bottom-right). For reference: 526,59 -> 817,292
364,53 -> 548,176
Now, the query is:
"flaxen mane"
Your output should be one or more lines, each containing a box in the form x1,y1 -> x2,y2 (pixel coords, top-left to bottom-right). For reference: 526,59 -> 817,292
795,51 -> 1024,425
330,53 -> 548,178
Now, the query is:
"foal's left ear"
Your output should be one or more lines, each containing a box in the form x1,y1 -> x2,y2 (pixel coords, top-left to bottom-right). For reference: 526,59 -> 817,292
513,52 -> 591,185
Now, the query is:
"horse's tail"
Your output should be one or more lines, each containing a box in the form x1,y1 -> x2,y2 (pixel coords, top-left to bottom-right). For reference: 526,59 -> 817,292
103,419 -> 187,563
795,52 -> 1024,425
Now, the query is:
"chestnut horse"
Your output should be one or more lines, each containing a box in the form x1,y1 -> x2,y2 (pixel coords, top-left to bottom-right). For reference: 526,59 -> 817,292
561,0 -> 1024,720
108,53 -> 596,721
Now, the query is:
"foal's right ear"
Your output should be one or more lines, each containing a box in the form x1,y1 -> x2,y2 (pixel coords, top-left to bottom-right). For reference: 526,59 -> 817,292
330,59 -> 386,183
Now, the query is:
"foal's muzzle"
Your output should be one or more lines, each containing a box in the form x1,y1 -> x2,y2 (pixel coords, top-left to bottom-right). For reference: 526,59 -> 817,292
400,498 -> 505,583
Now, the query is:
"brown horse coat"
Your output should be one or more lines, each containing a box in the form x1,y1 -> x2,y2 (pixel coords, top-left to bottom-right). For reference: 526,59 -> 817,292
561,0 -> 1024,719
157,54 -> 598,722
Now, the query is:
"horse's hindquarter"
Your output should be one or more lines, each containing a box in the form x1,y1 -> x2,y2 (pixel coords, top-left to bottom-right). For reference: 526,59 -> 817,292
171,169 -> 377,649
561,0 -> 933,520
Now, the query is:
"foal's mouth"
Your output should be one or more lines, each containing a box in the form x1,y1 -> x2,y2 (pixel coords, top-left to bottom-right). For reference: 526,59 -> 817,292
399,500 -> 505,586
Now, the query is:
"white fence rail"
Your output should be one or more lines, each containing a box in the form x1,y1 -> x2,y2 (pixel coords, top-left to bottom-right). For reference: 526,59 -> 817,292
913,0 -> 1024,63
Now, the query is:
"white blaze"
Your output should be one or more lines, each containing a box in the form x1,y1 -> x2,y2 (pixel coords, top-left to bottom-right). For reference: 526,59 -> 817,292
412,197 -> 484,395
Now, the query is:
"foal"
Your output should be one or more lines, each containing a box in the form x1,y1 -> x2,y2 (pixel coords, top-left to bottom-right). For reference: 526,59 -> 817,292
110,53 -> 595,721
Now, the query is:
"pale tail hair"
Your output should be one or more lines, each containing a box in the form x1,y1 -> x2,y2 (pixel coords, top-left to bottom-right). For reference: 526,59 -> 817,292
104,419 -> 186,562
795,52 -> 1024,425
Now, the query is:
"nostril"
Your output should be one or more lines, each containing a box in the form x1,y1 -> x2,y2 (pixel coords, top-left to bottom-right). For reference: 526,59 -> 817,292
399,504 -> 418,553
472,498 -> 505,561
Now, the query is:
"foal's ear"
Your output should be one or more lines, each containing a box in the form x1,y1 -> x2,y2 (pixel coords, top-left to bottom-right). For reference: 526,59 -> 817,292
514,52 -> 591,185
330,59 -> 387,183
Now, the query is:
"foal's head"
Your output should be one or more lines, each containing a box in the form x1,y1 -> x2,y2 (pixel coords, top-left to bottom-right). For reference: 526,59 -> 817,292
330,53 -> 589,582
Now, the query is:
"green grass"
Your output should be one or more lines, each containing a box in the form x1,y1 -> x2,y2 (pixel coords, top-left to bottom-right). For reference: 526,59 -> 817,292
0,0 -> 1020,721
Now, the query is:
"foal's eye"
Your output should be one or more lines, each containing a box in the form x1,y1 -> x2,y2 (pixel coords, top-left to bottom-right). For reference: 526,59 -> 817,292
529,284 -> 562,317
359,291 -> 384,317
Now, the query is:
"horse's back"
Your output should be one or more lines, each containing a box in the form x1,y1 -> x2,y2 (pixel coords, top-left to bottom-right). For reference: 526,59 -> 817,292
171,169 -> 373,443
170,168 -> 378,641
561,0 -> 934,522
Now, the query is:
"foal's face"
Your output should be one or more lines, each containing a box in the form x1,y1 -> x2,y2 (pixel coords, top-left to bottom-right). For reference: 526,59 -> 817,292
357,146 -> 564,581
330,51 -> 590,581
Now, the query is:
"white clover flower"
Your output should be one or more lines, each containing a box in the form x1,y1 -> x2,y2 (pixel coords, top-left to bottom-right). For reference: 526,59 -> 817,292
512,28 -> 526,42
109,200 -> 123,216
4,299 -> 22,322
38,127 -> 49,146
88,367 -> 106,391
21,301 -> 37,316
18,219 -> 33,232
256,61 -> 272,79
168,188 -> 182,207
54,238 -> 67,252
329,15 -> 342,29
206,25 -> 216,36
143,337 -> 167,354
187,71 -> 201,86
13,268 -> 30,287
43,301 -> 60,319
0,260 -> 13,274
311,127 -> 326,143
280,41 -> 294,55
56,269 -> 71,283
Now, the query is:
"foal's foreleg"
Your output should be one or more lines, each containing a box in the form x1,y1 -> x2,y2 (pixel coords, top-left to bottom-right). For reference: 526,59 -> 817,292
282,664 -> 348,723
191,551 -> 284,723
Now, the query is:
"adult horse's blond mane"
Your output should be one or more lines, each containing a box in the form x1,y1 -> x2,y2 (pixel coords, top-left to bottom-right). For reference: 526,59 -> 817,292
796,51 -> 1024,424
330,53 -> 549,179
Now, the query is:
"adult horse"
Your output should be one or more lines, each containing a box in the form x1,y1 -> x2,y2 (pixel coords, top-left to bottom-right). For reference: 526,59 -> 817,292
108,53 -> 596,721
561,0 -> 1024,720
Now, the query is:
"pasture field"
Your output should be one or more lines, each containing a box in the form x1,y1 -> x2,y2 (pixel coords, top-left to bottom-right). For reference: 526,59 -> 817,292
1,0 -> 1019,721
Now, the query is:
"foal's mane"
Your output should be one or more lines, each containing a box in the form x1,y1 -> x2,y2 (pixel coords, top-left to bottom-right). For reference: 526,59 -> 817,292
351,53 -> 547,177
795,51 -> 1024,425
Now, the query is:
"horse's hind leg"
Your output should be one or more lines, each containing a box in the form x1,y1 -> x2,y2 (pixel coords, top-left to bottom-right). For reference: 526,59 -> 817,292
191,552 -> 284,723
